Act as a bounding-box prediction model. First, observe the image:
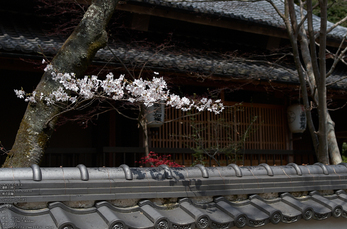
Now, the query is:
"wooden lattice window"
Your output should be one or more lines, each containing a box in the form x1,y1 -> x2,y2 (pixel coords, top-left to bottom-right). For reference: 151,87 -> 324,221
150,102 -> 289,151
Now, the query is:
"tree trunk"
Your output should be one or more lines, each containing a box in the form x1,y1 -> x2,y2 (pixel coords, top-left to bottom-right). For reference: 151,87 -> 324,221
327,114 -> 342,164
3,0 -> 119,168
287,0 -> 341,164
316,0 -> 329,164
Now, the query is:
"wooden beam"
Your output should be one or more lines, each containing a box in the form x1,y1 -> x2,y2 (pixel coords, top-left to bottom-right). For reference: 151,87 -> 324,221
130,13 -> 150,31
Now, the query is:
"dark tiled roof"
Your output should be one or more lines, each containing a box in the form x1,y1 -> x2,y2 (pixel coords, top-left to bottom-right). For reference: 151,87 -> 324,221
1,163 -> 347,228
1,3 -> 347,89
0,15 -> 65,54
130,0 -> 347,41
0,18 -> 301,84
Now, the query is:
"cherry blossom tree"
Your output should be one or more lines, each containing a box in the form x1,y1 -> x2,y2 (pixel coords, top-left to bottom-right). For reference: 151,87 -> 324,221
3,0 -> 126,168
4,0 -> 223,168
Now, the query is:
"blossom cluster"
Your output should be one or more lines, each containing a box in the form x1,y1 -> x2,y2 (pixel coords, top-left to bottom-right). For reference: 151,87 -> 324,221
135,151 -> 182,167
14,62 -> 224,114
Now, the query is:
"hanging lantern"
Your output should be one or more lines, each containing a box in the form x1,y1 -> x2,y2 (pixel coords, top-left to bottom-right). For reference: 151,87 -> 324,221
287,104 -> 306,133
146,103 -> 165,128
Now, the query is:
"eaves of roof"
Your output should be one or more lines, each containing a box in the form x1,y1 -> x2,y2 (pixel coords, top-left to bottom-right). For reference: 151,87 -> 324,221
126,0 -> 347,42
1,163 -> 347,228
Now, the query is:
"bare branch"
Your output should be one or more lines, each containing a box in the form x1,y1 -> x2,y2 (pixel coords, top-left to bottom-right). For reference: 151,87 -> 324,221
105,101 -> 139,121
306,0 -> 320,85
326,76 -> 347,86
138,45 -> 168,79
266,0 -> 286,20
328,102 -> 347,111
326,15 -> 347,35
107,44 -> 136,80
296,0 -> 308,35
327,44 -> 347,77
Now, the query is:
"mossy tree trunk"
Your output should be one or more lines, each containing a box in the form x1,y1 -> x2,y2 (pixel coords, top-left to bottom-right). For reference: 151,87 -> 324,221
3,0 -> 119,168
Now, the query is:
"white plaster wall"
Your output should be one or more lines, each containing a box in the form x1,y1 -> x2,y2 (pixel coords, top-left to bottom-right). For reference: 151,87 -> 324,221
243,217 -> 347,229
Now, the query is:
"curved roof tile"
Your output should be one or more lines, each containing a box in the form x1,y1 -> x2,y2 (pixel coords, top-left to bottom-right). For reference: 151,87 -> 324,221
1,164 -> 347,228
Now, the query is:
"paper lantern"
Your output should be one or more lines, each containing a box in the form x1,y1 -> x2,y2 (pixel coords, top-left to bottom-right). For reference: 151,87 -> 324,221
146,103 -> 165,128
287,104 -> 306,133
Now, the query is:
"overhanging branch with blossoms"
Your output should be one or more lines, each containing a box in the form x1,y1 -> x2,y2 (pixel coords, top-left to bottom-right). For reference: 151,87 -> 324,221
14,61 -> 225,157
15,61 -> 224,116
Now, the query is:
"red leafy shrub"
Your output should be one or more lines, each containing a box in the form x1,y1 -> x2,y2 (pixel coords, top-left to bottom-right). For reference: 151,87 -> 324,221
136,151 -> 182,167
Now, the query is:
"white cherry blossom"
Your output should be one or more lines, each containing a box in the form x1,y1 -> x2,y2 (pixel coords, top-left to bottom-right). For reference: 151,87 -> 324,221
14,89 -> 25,99
15,61 -> 224,115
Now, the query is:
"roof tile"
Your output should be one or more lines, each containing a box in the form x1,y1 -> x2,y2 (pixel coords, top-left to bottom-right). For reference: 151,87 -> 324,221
0,164 -> 347,228
1,2 -> 347,88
